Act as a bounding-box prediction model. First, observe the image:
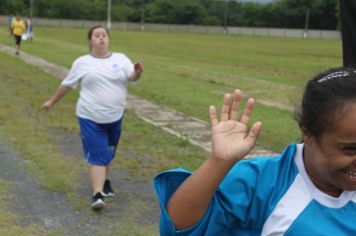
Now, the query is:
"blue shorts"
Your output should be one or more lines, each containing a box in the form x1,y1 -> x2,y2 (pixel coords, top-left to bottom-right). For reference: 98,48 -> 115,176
78,117 -> 123,166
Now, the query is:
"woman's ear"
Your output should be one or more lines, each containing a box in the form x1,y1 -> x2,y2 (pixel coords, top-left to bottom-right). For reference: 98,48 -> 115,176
299,124 -> 313,143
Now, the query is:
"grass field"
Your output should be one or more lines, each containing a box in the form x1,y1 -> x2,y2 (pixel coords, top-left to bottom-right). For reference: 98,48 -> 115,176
0,26 -> 342,150
0,26 -> 342,234
0,42 -> 211,235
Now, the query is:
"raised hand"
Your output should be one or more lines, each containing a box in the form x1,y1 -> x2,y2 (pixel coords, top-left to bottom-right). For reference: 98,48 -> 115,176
129,62 -> 143,81
209,89 -> 262,163
134,62 -> 143,75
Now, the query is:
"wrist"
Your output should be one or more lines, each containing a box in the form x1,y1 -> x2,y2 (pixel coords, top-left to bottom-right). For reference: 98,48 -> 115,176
208,155 -> 236,172
48,99 -> 56,105
191,157 -> 234,190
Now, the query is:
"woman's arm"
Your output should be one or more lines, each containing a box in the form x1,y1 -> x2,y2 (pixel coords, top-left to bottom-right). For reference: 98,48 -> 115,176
42,84 -> 72,111
166,89 -> 262,230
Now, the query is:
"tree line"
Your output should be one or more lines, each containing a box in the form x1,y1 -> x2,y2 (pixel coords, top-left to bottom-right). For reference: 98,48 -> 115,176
1,0 -> 339,30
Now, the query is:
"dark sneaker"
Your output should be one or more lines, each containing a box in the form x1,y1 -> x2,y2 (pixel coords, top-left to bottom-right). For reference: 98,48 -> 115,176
91,192 -> 105,210
102,179 -> 115,197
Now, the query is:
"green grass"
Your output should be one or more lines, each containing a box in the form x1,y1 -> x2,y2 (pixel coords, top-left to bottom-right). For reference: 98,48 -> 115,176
0,25 -> 343,234
0,47 -> 207,234
114,112 -> 208,178
112,218 -> 157,236
110,195 -> 158,236
0,51 -> 81,194
0,27 -> 342,150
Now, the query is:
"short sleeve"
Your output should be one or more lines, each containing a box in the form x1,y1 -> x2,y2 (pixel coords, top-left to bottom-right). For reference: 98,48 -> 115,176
122,55 -> 134,80
153,168 -> 240,236
61,58 -> 86,89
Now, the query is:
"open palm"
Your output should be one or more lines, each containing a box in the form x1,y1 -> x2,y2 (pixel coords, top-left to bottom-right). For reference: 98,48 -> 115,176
210,90 -> 262,163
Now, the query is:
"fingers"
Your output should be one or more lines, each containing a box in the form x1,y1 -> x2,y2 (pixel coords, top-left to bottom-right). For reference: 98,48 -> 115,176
230,89 -> 241,120
220,89 -> 253,123
220,93 -> 232,122
134,62 -> 143,73
240,98 -> 255,125
209,105 -> 218,127
41,104 -> 49,111
211,89 -> 257,126
41,100 -> 52,111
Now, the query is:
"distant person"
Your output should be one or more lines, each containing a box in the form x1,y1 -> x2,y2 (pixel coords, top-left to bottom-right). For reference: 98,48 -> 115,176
8,15 -> 14,36
340,0 -> 356,67
42,25 -> 143,210
25,16 -> 33,42
11,14 -> 26,55
154,67 -> 356,235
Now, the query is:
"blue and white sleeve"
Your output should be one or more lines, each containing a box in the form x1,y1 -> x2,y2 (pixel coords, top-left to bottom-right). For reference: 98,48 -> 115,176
153,168 -> 238,236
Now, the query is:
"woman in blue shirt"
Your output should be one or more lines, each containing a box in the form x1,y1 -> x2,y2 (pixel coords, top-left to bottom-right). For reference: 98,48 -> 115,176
154,67 -> 356,235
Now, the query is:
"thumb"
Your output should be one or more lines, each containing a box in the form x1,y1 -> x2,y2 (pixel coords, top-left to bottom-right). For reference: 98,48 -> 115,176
245,121 -> 262,144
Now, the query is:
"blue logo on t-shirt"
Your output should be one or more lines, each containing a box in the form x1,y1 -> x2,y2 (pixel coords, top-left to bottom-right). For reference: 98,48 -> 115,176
112,64 -> 120,71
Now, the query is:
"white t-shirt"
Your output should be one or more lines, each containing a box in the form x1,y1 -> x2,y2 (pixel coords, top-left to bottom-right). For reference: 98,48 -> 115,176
62,53 -> 134,123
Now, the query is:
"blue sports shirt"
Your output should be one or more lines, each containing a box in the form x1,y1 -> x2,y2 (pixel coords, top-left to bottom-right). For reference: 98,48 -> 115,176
154,143 -> 356,235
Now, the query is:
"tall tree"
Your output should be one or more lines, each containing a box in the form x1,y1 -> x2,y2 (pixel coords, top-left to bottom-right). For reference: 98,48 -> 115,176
0,0 -> 27,15
145,0 -> 208,24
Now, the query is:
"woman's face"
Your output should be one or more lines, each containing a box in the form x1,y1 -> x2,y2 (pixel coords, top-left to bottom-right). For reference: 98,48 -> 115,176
90,28 -> 109,51
303,102 -> 356,196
